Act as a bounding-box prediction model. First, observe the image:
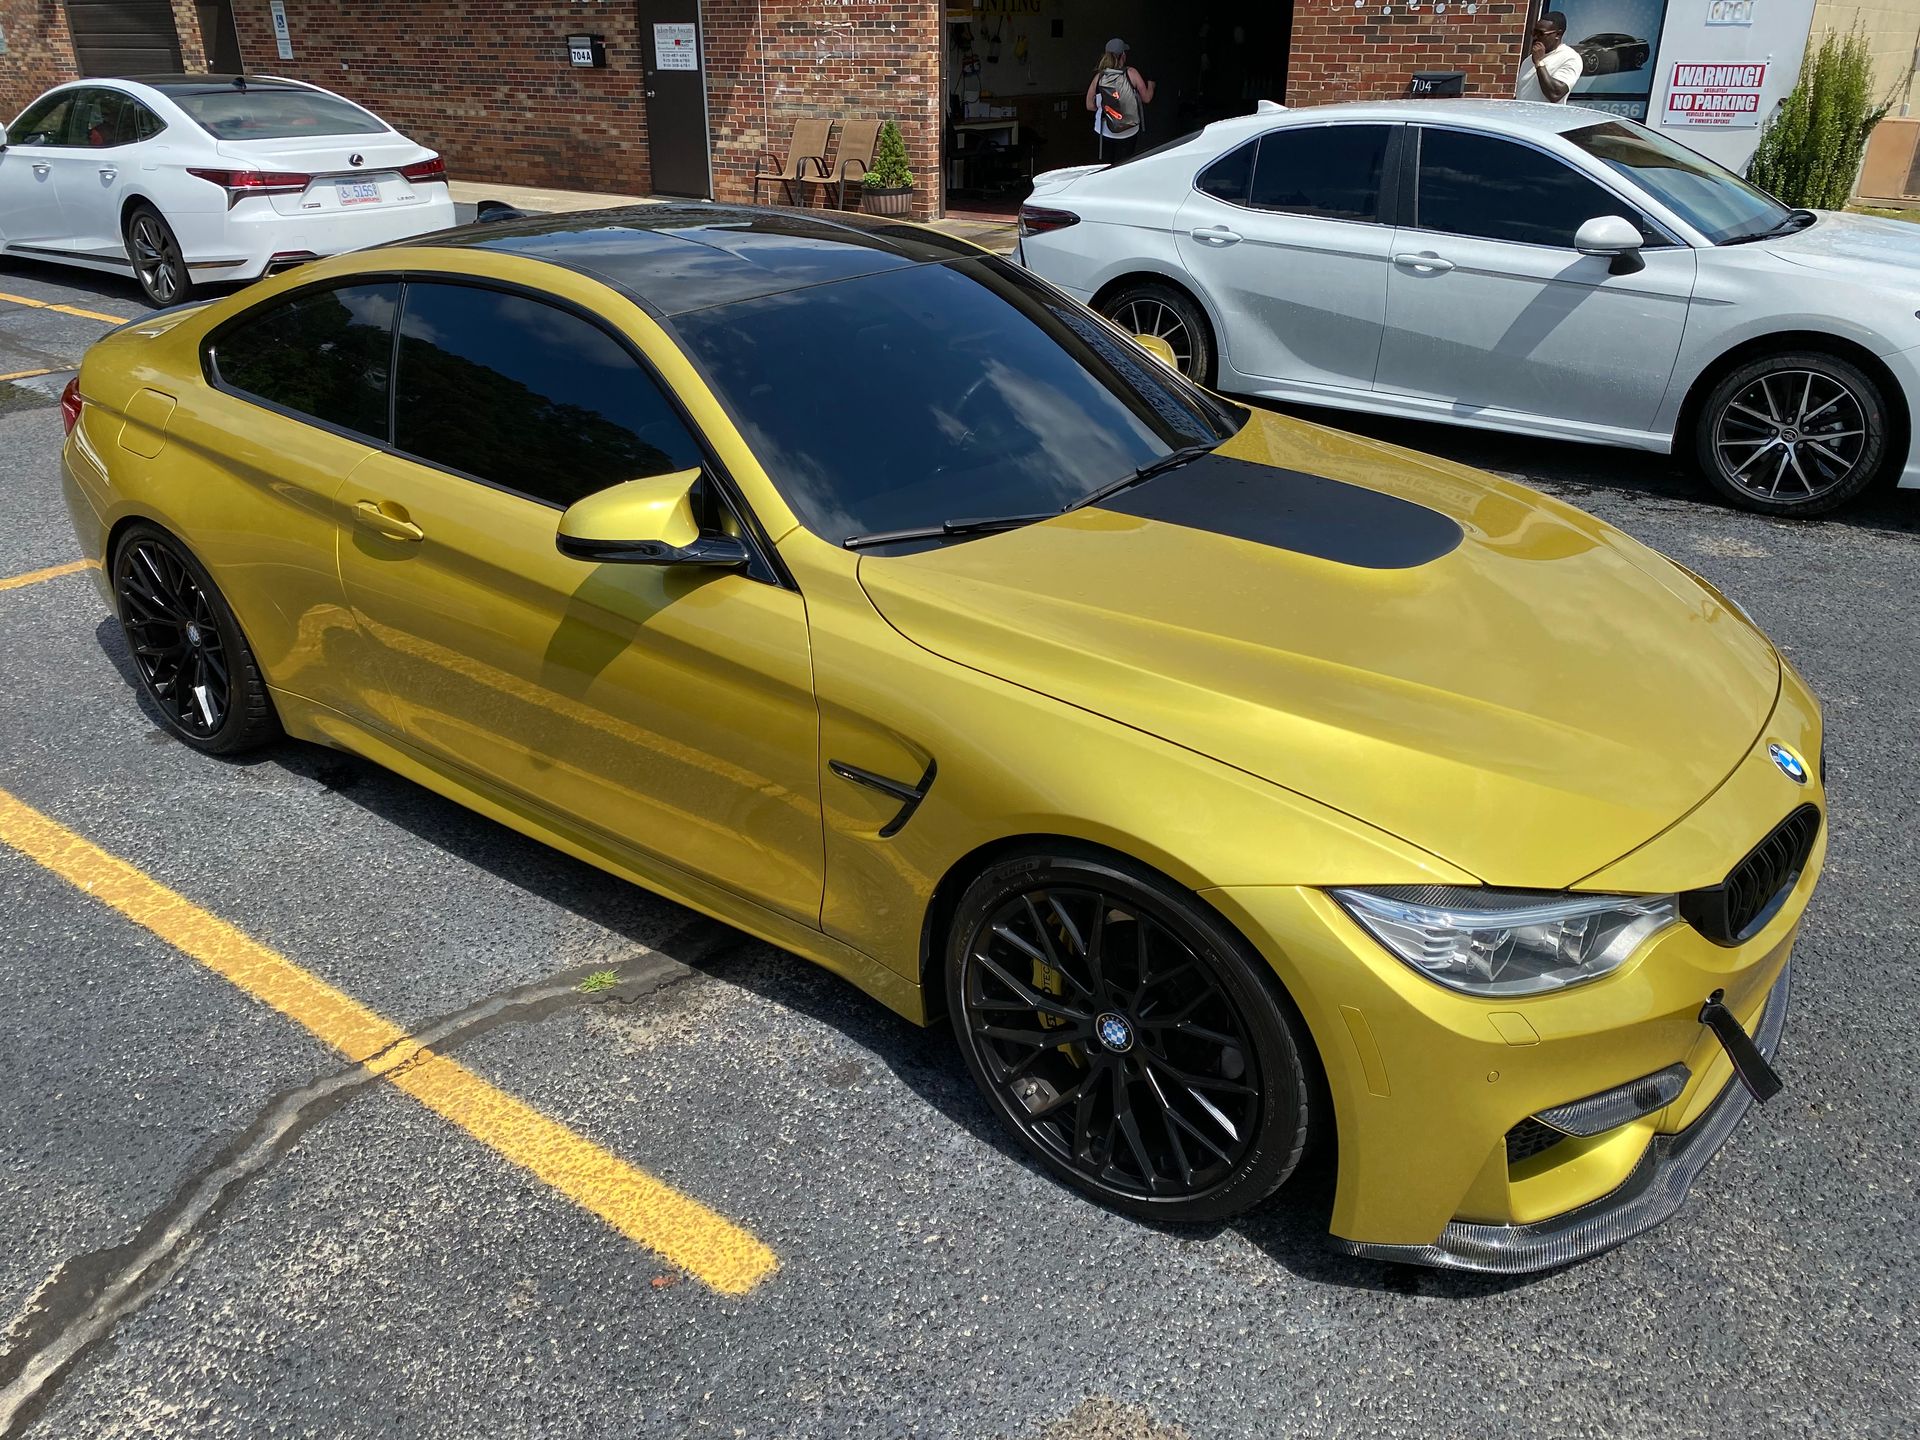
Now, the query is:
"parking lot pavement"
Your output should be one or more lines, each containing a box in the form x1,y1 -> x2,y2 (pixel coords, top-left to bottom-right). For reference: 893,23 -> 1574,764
3,261 -> 1918,1439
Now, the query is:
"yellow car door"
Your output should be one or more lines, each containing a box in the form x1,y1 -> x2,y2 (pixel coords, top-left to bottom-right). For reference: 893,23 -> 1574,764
334,277 -> 823,924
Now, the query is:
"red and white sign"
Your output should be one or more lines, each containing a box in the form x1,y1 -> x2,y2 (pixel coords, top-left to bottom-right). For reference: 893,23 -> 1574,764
1665,62 -> 1767,127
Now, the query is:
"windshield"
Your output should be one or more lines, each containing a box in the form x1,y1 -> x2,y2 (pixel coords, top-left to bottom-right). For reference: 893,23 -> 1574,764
672,258 -> 1242,545
1566,119 -> 1793,244
172,87 -> 387,140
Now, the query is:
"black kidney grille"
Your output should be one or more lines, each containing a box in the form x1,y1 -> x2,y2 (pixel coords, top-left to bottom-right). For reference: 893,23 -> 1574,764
1681,804 -> 1821,946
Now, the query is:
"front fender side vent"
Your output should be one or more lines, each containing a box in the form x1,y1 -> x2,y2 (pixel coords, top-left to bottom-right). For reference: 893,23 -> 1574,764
828,757 -> 937,838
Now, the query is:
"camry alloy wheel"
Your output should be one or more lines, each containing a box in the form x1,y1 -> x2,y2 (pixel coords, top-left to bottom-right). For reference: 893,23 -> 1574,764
956,884 -> 1261,1201
1712,369 -> 1868,503
116,538 -> 230,737
1110,298 -> 1194,375
129,213 -> 184,306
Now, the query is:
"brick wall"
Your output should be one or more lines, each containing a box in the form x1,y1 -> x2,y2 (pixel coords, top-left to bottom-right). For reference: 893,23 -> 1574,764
1285,0 -> 1529,106
0,1 -> 79,121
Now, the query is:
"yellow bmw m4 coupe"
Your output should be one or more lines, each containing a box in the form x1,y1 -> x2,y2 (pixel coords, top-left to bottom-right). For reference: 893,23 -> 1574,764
60,207 -> 1824,1272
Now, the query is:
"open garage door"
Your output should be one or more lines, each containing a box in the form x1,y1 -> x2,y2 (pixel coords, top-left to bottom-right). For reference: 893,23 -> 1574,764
66,0 -> 184,77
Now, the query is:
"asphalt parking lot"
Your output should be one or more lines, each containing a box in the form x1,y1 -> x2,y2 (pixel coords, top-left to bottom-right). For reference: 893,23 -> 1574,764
1,257 -> 1916,1440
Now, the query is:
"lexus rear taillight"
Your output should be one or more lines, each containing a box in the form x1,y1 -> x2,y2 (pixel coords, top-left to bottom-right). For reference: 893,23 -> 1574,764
185,168 -> 310,208
399,155 -> 447,183
59,377 -> 83,436
1018,205 -> 1081,237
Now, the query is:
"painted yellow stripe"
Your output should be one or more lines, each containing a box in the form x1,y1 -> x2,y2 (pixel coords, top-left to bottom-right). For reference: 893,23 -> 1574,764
0,290 -> 132,325
0,367 -> 61,383
0,559 -> 97,592
0,786 -> 778,1294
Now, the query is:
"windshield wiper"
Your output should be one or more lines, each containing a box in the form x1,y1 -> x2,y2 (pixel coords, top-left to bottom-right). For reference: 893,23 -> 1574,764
1066,443 -> 1217,513
841,512 -> 1055,550
1722,208 -> 1817,245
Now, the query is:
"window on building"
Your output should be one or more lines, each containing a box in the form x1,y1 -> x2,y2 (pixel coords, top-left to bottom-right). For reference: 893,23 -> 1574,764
211,282 -> 401,442
1248,125 -> 1391,222
1414,127 -> 1653,248
392,283 -> 703,508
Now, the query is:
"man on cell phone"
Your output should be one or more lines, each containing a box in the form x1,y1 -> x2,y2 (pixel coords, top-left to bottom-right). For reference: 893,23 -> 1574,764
1514,11 -> 1583,103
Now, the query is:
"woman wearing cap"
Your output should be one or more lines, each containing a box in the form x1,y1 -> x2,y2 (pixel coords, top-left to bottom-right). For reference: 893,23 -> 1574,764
1085,39 -> 1155,163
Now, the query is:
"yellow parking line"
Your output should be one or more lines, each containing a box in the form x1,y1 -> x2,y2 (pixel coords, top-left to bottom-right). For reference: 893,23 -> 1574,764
0,559 -> 97,592
0,367 -> 61,383
0,786 -> 778,1295
0,290 -> 132,325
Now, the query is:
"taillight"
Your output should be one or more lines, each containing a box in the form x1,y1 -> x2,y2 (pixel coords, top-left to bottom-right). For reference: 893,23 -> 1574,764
399,155 -> 446,183
60,377 -> 82,436
185,167 -> 310,208
1018,205 -> 1081,237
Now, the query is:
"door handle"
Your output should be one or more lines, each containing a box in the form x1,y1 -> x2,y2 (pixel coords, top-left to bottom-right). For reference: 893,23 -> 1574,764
1393,252 -> 1455,274
31,162 -> 50,175
98,166 -> 118,178
353,500 -> 424,542
1189,226 -> 1242,245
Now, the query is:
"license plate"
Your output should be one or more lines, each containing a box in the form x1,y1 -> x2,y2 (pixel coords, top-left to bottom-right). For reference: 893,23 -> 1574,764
337,181 -> 381,206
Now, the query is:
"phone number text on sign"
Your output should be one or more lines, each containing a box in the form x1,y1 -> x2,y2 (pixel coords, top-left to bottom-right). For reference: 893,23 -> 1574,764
1665,61 -> 1765,127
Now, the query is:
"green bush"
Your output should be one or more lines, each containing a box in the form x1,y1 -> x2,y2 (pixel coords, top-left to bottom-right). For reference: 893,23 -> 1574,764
1747,28 -> 1890,208
863,120 -> 914,191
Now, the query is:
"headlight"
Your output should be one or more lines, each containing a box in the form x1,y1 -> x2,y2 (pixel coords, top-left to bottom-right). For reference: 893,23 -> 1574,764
1330,886 -> 1678,997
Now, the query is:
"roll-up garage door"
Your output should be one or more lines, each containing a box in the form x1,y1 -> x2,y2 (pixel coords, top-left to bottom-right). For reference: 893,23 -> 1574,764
66,1 -> 184,76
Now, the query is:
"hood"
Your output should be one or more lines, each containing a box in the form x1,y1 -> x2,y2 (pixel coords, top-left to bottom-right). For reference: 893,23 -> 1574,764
1761,210 -> 1920,276
857,411 -> 1781,888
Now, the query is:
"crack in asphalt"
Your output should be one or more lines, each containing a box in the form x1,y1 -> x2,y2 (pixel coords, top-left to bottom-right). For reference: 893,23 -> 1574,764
0,916 -> 738,1437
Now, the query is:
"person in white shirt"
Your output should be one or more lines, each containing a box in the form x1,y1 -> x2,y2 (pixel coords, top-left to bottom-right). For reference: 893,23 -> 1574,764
1514,11 -> 1583,103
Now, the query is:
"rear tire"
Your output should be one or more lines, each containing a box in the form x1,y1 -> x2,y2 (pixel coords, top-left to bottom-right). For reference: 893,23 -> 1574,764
124,203 -> 191,308
112,524 -> 278,755
1097,282 -> 1216,387
1692,350 -> 1889,516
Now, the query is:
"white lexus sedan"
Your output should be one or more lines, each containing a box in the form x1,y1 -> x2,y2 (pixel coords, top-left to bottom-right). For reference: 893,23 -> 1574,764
1019,99 -> 1920,516
0,74 -> 454,307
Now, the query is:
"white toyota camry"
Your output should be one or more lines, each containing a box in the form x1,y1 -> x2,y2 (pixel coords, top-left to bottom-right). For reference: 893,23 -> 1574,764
0,74 -> 454,307
1019,98 -> 1920,516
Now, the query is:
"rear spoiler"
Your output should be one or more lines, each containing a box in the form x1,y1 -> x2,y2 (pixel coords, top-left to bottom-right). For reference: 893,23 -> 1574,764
1027,163 -> 1108,195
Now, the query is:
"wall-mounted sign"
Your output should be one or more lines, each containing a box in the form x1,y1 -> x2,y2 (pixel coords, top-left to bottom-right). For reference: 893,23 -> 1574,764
1705,0 -> 1754,24
269,0 -> 294,60
1562,0 -> 1670,124
654,23 -> 699,71
568,33 -> 608,67
1666,61 -> 1766,125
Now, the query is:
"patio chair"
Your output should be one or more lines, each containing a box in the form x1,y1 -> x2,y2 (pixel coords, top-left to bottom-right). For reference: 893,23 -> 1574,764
802,118 -> 883,210
752,118 -> 835,206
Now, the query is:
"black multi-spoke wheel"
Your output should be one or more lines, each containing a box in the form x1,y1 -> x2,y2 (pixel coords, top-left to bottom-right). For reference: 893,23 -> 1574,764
946,852 -> 1310,1222
112,525 -> 276,754
1097,282 -> 1215,386
1695,351 -> 1887,516
124,204 -> 191,308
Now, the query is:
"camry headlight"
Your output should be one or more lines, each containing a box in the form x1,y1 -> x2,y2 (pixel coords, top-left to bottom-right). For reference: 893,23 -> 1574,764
1330,887 -> 1678,997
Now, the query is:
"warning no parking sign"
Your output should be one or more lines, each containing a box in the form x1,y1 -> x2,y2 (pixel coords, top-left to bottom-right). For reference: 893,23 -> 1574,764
1665,61 -> 1766,127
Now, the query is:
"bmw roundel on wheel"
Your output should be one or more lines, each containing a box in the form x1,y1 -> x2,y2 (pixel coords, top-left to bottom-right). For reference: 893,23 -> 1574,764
59,205 -> 1824,1271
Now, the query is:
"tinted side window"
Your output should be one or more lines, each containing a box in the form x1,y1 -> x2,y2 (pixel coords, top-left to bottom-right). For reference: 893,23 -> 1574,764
213,282 -> 399,441
1249,125 -> 1390,222
1195,140 -> 1256,203
393,283 -> 703,508
1416,128 -> 1649,248
10,91 -> 78,147
131,101 -> 166,141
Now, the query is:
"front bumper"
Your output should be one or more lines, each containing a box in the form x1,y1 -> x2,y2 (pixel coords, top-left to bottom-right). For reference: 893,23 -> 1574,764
1331,960 -> 1789,1272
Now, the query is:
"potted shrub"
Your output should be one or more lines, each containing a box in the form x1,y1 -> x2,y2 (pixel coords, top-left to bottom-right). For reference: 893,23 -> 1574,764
861,120 -> 915,217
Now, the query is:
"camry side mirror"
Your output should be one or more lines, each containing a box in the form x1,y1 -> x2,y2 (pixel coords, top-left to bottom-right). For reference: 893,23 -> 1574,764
1575,215 -> 1646,275
556,468 -> 750,568
1133,333 -> 1179,369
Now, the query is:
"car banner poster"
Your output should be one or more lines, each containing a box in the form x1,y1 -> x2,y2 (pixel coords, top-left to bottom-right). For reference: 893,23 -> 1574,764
1558,0 -> 1670,120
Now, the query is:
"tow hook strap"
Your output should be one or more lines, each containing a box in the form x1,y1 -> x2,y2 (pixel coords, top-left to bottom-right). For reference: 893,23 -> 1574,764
1699,989 -> 1784,1103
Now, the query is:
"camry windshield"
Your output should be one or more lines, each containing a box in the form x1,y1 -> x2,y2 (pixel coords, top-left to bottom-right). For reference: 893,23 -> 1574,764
1566,119 -> 1793,244
672,258 -> 1242,546
172,87 -> 387,140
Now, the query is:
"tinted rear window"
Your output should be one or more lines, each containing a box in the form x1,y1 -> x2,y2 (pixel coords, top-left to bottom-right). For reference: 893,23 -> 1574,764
173,87 -> 386,139
1249,125 -> 1389,221
211,282 -> 399,440
392,282 -> 702,508
673,258 -> 1237,544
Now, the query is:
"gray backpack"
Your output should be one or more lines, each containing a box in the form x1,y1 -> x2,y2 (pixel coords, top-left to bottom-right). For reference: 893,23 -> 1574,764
1097,67 -> 1141,133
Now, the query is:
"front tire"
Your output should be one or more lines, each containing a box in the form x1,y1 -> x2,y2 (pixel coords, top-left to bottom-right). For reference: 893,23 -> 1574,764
124,204 -> 191,308
945,850 -> 1311,1223
112,525 -> 278,755
1097,282 -> 1215,387
1693,350 -> 1889,516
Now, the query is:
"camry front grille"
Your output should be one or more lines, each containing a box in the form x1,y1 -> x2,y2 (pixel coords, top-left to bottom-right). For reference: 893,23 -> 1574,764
1680,805 -> 1821,946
